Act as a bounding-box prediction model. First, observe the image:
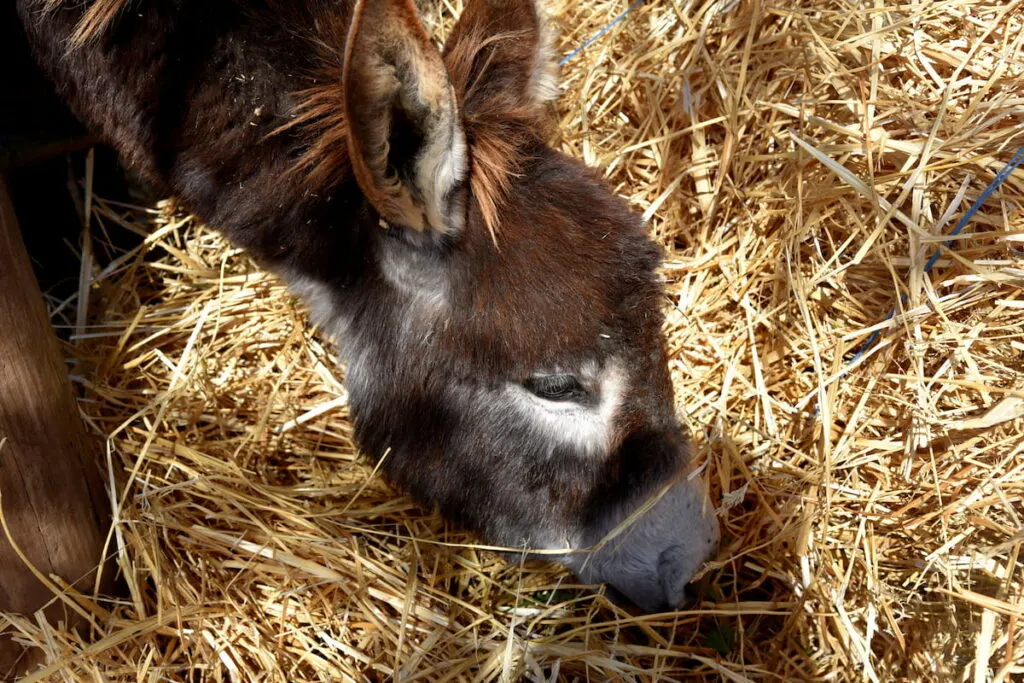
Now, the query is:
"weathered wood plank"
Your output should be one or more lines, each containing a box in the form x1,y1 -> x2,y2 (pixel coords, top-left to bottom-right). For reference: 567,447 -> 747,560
0,178 -> 108,679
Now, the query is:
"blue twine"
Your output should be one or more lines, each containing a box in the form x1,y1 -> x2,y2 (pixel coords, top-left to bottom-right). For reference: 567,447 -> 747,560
845,143 -> 1024,367
559,0 -> 646,66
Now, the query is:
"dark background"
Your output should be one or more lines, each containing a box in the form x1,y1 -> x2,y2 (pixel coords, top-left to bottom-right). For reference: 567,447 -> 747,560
2,3 -> 134,306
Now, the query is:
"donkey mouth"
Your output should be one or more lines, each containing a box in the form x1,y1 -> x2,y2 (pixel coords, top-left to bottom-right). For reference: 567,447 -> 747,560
563,473 -> 720,613
603,573 -> 705,613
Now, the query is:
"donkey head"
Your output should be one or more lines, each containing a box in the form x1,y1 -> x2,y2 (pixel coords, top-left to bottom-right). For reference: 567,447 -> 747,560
301,0 -> 719,612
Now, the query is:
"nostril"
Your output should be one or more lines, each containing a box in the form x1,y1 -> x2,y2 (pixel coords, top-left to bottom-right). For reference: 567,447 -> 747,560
602,584 -> 632,609
680,582 -> 699,608
603,584 -> 671,613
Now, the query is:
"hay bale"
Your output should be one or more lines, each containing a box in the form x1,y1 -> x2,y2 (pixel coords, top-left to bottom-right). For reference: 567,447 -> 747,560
3,0 -> 1023,680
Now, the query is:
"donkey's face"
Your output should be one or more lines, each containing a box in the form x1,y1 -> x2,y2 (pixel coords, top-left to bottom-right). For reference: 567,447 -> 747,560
301,0 -> 719,612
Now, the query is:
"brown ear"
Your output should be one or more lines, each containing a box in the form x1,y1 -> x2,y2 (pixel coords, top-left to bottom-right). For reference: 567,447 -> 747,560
343,0 -> 468,236
442,0 -> 558,115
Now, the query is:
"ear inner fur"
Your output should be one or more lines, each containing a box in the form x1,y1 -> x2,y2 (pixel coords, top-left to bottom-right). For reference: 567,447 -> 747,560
342,0 -> 468,236
444,0 -> 558,110
442,0 -> 558,235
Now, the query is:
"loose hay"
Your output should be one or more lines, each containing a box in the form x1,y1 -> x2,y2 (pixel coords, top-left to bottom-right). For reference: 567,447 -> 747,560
4,0 -> 1024,680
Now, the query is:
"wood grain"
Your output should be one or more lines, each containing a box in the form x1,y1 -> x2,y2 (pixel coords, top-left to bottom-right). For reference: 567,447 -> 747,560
0,178 -> 108,679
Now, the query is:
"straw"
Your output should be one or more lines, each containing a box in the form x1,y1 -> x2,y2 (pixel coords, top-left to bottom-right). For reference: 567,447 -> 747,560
4,0 -> 1024,680
847,143 -> 1024,367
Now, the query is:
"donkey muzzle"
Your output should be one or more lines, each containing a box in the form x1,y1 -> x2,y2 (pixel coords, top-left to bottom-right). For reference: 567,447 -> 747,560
567,473 -> 720,613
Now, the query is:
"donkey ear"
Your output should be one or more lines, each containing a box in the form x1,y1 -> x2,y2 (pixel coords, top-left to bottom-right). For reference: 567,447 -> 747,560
343,0 -> 468,236
443,0 -> 558,113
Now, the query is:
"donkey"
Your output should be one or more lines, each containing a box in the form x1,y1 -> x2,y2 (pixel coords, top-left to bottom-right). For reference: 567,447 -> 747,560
16,0 -> 720,612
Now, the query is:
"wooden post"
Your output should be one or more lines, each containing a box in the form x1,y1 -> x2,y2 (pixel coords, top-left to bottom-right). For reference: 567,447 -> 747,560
0,178 -> 109,678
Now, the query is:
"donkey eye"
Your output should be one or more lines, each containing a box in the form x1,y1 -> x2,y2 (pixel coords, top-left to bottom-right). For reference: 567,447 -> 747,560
523,374 -> 586,402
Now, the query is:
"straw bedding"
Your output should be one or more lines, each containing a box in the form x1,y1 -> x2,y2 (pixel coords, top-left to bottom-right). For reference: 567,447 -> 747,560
3,0 -> 1024,680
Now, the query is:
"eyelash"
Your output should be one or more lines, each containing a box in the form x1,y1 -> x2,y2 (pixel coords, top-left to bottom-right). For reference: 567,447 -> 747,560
523,374 -> 587,402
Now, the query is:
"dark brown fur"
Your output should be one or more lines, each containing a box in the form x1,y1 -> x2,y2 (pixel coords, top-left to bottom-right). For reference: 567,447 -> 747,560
36,0 -> 543,235
17,0 -> 719,612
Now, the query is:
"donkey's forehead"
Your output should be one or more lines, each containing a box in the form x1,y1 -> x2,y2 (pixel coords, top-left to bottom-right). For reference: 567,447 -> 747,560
439,166 -> 664,369
462,152 -> 659,276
